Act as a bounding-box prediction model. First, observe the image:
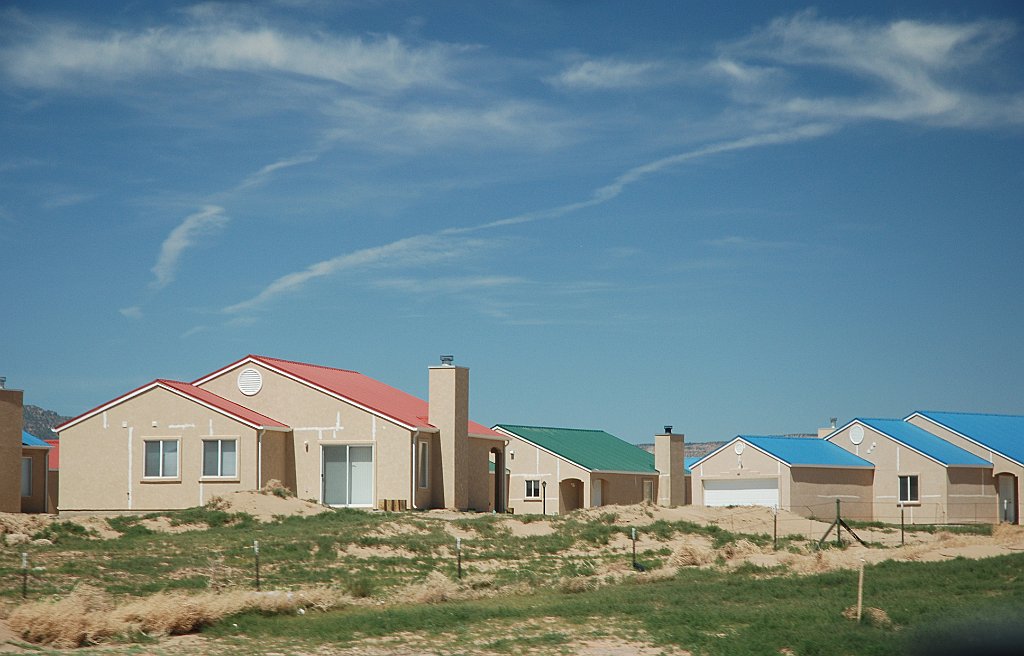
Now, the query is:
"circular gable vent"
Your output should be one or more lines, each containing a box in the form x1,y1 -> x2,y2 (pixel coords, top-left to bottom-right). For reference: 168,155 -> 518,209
849,424 -> 865,445
237,368 -> 263,396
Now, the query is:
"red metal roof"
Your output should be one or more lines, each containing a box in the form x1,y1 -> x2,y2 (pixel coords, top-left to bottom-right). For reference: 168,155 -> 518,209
156,379 -> 290,430
45,439 -> 59,470
55,379 -> 290,433
203,355 -> 502,438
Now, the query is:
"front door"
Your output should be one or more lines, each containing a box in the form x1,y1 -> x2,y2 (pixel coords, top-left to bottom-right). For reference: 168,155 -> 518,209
322,445 -> 374,507
592,479 -> 603,507
998,474 -> 1018,524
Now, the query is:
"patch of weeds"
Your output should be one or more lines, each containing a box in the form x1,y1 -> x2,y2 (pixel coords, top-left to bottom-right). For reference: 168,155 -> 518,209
574,522 -> 614,545
31,521 -> 96,543
346,576 -> 376,598
561,558 -> 597,578
167,506 -> 254,528
107,516 -> 155,538
732,561 -> 789,577
596,512 -> 618,525
484,631 -> 569,652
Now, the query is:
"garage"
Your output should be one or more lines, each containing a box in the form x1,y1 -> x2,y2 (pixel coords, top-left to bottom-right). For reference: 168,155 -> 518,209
703,478 -> 779,508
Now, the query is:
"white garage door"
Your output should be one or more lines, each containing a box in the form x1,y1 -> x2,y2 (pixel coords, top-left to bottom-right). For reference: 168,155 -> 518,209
703,478 -> 779,508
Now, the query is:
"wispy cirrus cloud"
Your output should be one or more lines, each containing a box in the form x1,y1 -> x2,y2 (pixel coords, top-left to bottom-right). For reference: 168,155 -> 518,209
236,153 -> 320,190
150,205 -> 228,290
0,17 -> 458,93
223,233 -> 494,314
550,57 -> 667,90
718,11 -> 1024,127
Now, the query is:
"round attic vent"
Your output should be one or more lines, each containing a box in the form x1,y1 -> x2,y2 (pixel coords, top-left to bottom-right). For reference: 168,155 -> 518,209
237,368 -> 263,396
849,424 -> 865,445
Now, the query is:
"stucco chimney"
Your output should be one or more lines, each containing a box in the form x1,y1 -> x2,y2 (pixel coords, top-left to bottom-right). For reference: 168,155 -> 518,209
0,381 -> 25,513
654,427 -> 685,507
429,356 -> 469,510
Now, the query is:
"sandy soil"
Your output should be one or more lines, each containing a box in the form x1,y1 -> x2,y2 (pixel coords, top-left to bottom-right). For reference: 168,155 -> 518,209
4,502 -> 1024,654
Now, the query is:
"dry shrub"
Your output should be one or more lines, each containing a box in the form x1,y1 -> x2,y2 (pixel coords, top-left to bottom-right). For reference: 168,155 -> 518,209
260,479 -> 293,498
670,542 -> 715,567
8,586 -> 347,648
401,571 -> 462,604
842,605 -> 893,629
558,576 -> 597,594
992,523 -> 1024,546
721,539 -> 764,559
204,495 -> 230,511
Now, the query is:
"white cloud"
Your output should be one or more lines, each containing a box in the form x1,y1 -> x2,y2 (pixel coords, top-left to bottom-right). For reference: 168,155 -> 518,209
551,58 -> 664,90
324,99 -> 568,150
151,205 -> 229,290
223,234 -> 493,313
721,11 -> 1024,127
119,306 -> 143,320
1,19 -> 457,93
373,276 -> 524,295
236,153 -> 319,190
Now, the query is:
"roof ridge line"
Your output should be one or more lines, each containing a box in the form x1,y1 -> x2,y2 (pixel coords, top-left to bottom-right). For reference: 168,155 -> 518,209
253,355 -> 360,375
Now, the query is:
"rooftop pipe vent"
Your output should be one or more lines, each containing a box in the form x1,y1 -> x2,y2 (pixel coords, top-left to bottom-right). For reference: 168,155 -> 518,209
0,377 -> 6,389
830,417 -> 837,428
664,425 -> 673,434
440,355 -> 454,366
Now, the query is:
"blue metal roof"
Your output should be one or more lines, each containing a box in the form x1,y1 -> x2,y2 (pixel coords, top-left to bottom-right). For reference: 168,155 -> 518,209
684,456 -> 699,475
22,431 -> 50,448
911,411 -> 1024,465
857,418 -> 990,467
740,435 -> 874,467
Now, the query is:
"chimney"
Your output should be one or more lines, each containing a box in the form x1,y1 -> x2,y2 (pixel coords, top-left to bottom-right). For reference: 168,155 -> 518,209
429,355 -> 469,510
0,379 -> 25,513
654,426 -> 685,507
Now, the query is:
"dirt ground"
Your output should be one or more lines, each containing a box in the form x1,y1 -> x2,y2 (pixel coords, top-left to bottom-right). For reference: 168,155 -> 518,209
3,497 -> 1024,654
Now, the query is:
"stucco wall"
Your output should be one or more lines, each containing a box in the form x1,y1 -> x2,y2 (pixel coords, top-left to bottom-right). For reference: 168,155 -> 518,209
946,467 -> 998,524
591,472 -> 659,507
829,423 -> 961,524
259,430 -> 293,492
0,389 -> 23,513
199,362 -> 414,506
20,448 -> 49,513
503,434 -> 589,515
691,444 -> 789,508
467,437 -> 496,511
59,386 -> 260,512
907,415 -> 1018,523
789,467 -> 874,521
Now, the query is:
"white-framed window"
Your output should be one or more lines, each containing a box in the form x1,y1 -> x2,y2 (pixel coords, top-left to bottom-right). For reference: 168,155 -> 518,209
525,479 -> 541,499
20,457 -> 32,497
417,440 -> 429,489
144,440 -> 179,478
203,439 -> 237,478
899,475 -> 919,503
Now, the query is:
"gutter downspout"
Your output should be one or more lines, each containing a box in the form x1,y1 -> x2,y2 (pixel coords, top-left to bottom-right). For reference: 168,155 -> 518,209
410,430 -> 420,509
257,429 -> 265,490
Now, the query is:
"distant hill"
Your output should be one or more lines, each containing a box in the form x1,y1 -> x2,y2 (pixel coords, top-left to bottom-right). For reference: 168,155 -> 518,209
636,441 -> 727,458
23,404 -> 70,440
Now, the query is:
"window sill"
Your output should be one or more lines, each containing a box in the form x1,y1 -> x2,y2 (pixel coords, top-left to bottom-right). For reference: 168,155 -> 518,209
522,497 -> 542,502
140,477 -> 181,484
200,477 -> 241,484
898,501 -> 921,506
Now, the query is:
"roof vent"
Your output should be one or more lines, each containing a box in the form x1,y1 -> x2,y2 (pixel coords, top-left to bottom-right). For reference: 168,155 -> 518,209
0,377 -> 5,389
830,417 -> 837,428
664,425 -> 673,434
440,355 -> 454,366
237,368 -> 263,396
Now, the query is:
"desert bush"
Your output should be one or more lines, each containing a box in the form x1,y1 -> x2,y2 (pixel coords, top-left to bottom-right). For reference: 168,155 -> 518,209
7,585 -> 347,648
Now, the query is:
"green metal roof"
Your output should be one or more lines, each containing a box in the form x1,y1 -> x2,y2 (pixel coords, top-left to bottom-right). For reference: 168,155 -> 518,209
494,424 -> 657,473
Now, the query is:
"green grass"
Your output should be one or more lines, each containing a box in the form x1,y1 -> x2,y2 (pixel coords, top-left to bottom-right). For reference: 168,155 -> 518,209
204,553 -> 1024,655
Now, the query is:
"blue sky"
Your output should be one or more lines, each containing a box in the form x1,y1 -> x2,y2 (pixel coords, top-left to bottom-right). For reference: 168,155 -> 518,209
3,1 -> 1023,443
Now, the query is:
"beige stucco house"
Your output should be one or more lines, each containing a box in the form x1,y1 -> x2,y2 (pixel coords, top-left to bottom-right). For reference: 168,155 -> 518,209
825,418 -> 996,524
690,435 -> 875,521
491,425 -> 685,515
0,380 -> 52,514
56,355 -> 505,514
904,411 -> 1023,524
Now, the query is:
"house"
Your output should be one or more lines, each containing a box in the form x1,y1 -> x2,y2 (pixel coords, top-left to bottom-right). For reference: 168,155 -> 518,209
905,411 -> 1024,524
1,379 -> 53,514
55,355 -> 505,515
19,432 -> 51,514
690,436 -> 875,520
491,425 -> 685,514
825,418 -> 996,524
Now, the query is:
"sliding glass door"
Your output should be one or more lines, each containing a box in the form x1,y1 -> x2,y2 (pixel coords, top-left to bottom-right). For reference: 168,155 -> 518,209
322,445 -> 374,507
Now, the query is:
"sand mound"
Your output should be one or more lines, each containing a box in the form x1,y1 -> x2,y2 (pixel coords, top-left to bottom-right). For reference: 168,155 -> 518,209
213,490 -> 330,522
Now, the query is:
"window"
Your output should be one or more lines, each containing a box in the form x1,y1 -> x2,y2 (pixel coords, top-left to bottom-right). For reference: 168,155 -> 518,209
417,440 -> 429,488
144,440 -> 179,478
20,457 -> 32,497
203,439 -> 237,478
899,475 -> 919,503
525,479 -> 540,499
